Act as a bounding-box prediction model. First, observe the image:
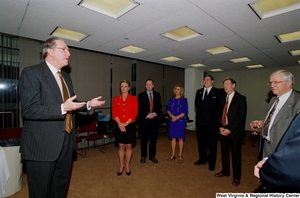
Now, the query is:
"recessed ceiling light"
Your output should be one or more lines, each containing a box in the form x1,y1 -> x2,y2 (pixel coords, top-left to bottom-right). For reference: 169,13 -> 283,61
298,60 -> 300,64
245,64 -> 264,69
79,0 -> 139,19
189,63 -> 205,67
119,45 -> 146,54
204,46 -> 233,55
276,31 -> 300,43
161,26 -> 201,42
249,0 -> 300,19
229,57 -> 251,63
161,56 -> 182,62
50,27 -> 89,42
209,69 -> 223,72
289,49 -> 300,56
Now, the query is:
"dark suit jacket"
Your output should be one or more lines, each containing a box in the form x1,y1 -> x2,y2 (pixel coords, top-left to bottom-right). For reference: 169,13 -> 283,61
262,90 -> 300,157
138,90 -> 162,128
217,91 -> 247,139
195,87 -> 223,126
260,111 -> 300,192
19,62 -> 87,162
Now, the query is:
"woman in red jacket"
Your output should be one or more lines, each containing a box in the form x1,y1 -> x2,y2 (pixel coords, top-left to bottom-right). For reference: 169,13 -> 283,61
112,80 -> 138,176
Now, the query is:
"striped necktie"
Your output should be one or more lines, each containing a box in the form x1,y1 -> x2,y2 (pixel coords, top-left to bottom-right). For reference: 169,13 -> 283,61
149,92 -> 153,113
221,96 -> 229,126
261,97 -> 279,139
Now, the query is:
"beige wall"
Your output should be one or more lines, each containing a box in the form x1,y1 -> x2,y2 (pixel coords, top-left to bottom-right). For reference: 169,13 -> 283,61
18,37 -> 185,120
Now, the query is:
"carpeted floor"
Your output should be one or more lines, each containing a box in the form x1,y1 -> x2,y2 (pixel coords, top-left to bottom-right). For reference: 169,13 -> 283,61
8,130 -> 262,198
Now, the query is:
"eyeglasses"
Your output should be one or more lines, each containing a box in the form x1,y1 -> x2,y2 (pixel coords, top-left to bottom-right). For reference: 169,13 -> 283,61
55,47 -> 70,53
267,81 -> 285,86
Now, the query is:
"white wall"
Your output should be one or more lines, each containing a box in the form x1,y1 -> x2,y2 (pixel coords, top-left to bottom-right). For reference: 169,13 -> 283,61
184,68 -> 204,129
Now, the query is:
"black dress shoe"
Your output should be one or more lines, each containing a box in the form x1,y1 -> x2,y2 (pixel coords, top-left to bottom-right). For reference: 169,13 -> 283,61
150,157 -> 158,163
126,171 -> 131,176
194,160 -> 206,166
117,167 -> 124,176
232,179 -> 240,186
214,172 -> 230,177
140,157 -> 146,163
209,166 -> 215,171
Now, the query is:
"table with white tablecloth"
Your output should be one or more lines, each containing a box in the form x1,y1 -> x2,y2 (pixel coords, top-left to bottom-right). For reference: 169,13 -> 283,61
0,146 -> 22,197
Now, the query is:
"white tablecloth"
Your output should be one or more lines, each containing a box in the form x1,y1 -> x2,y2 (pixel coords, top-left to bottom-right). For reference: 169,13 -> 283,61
1,146 -> 22,197
0,146 -> 10,198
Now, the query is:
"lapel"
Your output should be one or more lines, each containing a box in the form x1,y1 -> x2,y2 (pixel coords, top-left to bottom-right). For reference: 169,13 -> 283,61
228,92 -> 238,113
272,91 -> 295,126
144,91 -> 150,106
41,62 -> 64,103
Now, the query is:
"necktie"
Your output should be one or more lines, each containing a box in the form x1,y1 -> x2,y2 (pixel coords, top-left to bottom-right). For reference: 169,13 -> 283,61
57,71 -> 73,133
149,92 -> 153,113
203,89 -> 208,100
261,97 -> 279,138
221,96 -> 229,126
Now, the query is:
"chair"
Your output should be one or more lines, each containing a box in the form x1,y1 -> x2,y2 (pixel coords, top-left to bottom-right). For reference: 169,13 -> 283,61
77,121 -> 106,153
76,136 -> 86,158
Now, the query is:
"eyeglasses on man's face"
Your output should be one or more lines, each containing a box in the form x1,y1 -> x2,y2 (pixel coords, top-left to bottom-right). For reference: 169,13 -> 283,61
267,81 -> 285,86
54,47 -> 70,53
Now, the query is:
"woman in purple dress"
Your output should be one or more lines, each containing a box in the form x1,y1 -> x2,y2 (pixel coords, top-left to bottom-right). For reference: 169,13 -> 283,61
166,84 -> 188,163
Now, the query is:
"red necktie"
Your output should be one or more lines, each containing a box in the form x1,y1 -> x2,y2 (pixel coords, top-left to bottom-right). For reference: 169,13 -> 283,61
58,71 -> 72,133
221,96 -> 229,126
149,92 -> 153,113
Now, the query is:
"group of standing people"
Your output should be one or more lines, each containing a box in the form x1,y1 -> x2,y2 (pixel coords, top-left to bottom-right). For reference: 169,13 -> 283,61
113,79 -> 189,175
18,36 -> 189,197
18,36 -> 300,198
194,75 -> 247,187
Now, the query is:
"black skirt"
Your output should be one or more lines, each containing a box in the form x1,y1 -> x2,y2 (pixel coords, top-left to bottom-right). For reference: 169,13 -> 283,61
115,122 -> 136,148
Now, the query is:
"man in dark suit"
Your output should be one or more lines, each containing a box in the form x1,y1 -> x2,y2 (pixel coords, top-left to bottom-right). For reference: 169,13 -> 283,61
194,75 -> 223,171
250,70 -> 300,158
254,111 -> 300,192
138,79 -> 162,163
19,37 -> 105,198
214,78 -> 247,186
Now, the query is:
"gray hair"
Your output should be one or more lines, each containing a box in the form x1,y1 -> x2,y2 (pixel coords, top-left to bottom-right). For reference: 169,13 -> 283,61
270,70 -> 294,85
42,37 -> 65,59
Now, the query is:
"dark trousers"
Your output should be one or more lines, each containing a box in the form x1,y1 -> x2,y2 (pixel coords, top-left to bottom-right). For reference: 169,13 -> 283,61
140,121 -> 159,159
220,135 -> 242,180
196,125 -> 219,166
25,132 -> 74,198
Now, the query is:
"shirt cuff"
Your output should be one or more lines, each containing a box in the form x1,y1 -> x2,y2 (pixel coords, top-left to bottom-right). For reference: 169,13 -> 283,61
61,104 -> 66,115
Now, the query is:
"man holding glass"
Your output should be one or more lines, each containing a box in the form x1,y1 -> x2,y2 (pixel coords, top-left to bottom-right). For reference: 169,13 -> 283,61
250,70 -> 300,158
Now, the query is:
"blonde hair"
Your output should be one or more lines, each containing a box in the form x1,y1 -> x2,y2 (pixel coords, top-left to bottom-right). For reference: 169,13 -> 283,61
173,84 -> 184,97
119,80 -> 131,87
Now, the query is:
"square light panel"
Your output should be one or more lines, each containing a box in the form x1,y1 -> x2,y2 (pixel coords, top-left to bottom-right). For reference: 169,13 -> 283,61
289,49 -> 300,56
50,27 -> 89,42
209,69 -> 223,72
249,0 -> 300,19
79,0 -> 139,19
161,26 -> 201,42
204,46 -> 233,55
161,56 -> 182,62
276,31 -> 300,43
190,63 -> 205,67
229,57 -> 251,63
119,45 -> 146,54
245,64 -> 264,69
